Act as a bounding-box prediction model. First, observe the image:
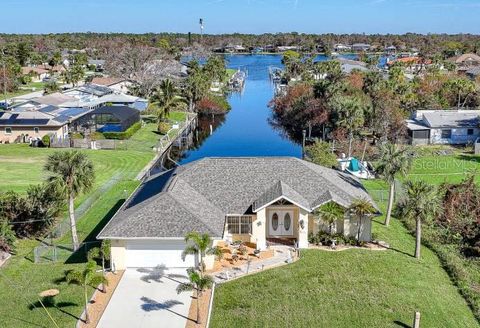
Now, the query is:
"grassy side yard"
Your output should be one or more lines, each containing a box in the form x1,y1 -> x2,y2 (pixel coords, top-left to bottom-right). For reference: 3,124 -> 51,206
210,154 -> 480,328
0,121 -> 171,327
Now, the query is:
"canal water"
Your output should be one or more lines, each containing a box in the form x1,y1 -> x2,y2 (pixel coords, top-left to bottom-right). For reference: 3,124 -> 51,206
162,54 -> 356,169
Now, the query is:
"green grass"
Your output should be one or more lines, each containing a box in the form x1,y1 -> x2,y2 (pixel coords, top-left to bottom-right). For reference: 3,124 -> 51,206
211,205 -> 479,328
210,154 -> 480,328
0,123 -> 162,327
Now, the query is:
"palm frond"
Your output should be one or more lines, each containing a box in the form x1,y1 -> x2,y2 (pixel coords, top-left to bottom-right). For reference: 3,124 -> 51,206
176,282 -> 194,294
181,245 -> 198,261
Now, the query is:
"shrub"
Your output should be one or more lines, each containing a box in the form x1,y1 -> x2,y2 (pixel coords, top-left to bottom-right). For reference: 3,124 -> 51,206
0,184 -> 63,238
103,122 -> 141,140
196,95 -> 231,115
41,135 -> 51,147
306,140 -> 338,168
0,220 -> 16,253
90,132 -> 105,141
157,122 -> 171,135
70,132 -> 84,139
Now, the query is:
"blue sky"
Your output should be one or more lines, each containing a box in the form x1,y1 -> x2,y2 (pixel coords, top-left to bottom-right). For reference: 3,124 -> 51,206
3,0 -> 480,34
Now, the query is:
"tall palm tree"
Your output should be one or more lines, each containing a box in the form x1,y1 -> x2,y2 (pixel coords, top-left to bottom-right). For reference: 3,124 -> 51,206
182,232 -> 214,274
150,79 -> 186,130
349,198 -> 376,242
396,180 -> 441,259
183,60 -> 210,112
333,96 -> 366,158
65,260 -> 108,324
315,202 -> 345,234
376,143 -> 413,226
44,151 -> 94,251
176,268 -> 214,324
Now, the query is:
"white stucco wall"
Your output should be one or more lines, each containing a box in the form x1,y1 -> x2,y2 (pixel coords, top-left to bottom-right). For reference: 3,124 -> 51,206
298,208 -> 309,248
430,128 -> 479,145
110,239 -> 126,271
252,210 -> 267,250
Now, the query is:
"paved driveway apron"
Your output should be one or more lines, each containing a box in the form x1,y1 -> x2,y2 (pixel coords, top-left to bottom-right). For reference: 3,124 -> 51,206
97,268 -> 193,328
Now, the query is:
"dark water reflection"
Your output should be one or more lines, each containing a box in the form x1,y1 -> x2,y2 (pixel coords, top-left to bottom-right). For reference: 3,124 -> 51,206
158,54 -> 356,171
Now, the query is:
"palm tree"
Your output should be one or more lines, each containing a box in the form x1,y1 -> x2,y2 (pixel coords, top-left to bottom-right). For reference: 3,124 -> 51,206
87,240 -> 111,292
44,151 -> 94,251
176,268 -> 214,324
149,79 -> 186,130
315,202 -> 345,234
396,180 -> 441,259
183,60 -> 210,112
349,198 -> 376,242
332,96 -> 366,158
182,232 -> 214,274
65,260 -> 108,324
376,143 -> 413,226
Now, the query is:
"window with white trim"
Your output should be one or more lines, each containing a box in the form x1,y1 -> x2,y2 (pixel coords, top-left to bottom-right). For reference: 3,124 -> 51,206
5,127 -> 12,135
226,215 -> 252,234
33,127 -> 39,134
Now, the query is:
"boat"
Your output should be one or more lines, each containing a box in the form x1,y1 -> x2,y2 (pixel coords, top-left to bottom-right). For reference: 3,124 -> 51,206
337,156 -> 375,180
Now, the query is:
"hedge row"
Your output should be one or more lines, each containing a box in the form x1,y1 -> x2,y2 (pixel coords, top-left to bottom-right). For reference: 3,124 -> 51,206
102,122 -> 142,140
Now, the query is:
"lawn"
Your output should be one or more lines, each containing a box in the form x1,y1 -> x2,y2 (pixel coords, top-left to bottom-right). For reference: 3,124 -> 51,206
0,113 -> 186,193
210,154 -> 480,328
0,120 -> 176,327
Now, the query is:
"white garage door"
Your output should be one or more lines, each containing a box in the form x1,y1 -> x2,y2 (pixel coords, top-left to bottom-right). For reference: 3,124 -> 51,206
126,240 -> 196,268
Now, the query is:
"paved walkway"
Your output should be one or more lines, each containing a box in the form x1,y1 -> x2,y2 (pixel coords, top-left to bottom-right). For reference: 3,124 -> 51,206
212,246 -> 296,284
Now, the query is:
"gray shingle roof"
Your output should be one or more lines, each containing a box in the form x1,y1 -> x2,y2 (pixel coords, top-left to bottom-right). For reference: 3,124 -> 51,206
98,157 -> 376,239
252,181 -> 310,212
422,110 -> 480,128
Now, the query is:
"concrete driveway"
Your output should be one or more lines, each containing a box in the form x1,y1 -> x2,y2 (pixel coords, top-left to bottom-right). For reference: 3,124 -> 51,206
97,267 -> 193,328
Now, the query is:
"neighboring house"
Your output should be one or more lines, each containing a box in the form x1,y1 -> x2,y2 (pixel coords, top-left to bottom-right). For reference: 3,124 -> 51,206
466,66 -> 480,80
407,110 -> 480,145
63,83 -> 114,98
30,93 -> 77,106
385,45 -> 397,54
351,43 -> 371,52
91,77 -> 132,94
0,109 -> 69,143
334,44 -> 352,52
88,59 -> 106,72
84,105 -> 140,133
387,56 -> 432,74
448,53 -> 480,71
92,93 -> 148,111
338,58 -> 369,74
276,46 -> 299,52
21,66 -> 50,82
98,157 -> 377,270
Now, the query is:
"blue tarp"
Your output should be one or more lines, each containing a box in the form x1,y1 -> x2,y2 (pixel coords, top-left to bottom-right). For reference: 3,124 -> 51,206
349,158 -> 360,172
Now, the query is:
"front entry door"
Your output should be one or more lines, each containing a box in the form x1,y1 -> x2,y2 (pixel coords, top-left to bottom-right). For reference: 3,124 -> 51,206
269,210 -> 293,236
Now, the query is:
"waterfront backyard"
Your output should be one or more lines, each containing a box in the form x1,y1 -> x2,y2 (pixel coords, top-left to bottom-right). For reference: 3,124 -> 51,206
0,54 -> 479,327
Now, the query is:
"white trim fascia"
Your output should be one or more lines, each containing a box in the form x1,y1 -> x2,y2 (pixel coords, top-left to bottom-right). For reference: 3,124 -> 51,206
253,195 -> 311,213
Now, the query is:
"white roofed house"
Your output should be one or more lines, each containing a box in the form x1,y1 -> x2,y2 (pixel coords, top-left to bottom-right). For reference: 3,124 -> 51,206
407,110 -> 480,145
91,77 -> 133,94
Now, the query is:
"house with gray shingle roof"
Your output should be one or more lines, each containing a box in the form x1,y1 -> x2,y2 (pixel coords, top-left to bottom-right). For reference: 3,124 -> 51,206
98,157 -> 377,270
407,110 -> 480,145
